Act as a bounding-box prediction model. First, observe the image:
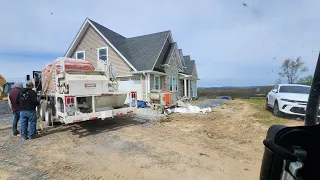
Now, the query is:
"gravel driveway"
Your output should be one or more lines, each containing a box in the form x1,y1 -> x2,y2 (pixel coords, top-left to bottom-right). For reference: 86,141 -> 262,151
0,99 -> 231,180
0,100 -> 13,126
196,99 -> 227,108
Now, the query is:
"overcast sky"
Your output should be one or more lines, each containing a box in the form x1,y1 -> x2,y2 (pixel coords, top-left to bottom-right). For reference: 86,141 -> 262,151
0,0 -> 319,87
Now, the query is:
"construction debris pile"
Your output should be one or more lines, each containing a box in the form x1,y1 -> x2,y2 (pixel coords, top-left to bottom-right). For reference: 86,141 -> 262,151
164,100 -> 212,115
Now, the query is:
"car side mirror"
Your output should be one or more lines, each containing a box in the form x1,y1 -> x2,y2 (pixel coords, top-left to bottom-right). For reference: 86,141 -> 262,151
272,89 -> 277,93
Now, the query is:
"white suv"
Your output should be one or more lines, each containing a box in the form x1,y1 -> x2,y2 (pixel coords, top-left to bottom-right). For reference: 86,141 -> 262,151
266,84 -> 311,117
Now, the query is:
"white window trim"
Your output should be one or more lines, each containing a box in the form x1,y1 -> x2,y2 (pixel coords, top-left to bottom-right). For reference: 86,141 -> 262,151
154,75 -> 160,90
169,77 -> 178,92
97,47 -> 108,61
76,51 -> 85,60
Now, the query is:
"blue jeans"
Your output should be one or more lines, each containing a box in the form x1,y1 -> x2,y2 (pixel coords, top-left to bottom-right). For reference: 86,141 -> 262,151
13,111 -> 20,133
20,110 -> 37,139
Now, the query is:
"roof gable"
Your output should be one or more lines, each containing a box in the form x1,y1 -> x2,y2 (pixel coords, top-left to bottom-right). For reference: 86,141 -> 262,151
65,18 -> 172,71
88,19 -> 134,66
65,19 -> 137,71
90,19 -> 170,71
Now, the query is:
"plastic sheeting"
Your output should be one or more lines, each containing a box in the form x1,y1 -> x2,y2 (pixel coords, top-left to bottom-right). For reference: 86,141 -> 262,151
165,104 -> 212,115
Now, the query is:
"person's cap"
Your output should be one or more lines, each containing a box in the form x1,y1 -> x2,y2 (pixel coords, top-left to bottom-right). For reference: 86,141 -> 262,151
14,81 -> 23,88
26,81 -> 34,87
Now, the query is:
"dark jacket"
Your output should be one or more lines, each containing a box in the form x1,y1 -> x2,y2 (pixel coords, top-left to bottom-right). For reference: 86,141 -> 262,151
16,88 -> 40,110
9,87 -> 22,112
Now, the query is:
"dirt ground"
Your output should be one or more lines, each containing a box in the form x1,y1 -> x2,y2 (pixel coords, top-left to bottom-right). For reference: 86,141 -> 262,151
0,100 -> 303,180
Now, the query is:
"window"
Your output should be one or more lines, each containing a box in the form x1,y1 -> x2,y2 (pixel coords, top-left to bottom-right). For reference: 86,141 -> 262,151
154,75 -> 160,90
120,78 -> 129,81
279,85 -> 311,94
131,77 -> 140,81
169,77 -> 177,92
98,47 -> 108,61
176,78 -> 178,91
76,51 -> 85,60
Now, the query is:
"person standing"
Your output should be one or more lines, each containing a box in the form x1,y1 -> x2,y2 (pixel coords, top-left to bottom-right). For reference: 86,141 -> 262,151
16,81 -> 40,140
8,81 -> 23,136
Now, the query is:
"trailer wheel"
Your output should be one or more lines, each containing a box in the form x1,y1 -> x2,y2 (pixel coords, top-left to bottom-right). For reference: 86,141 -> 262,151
45,108 -> 53,126
157,106 -> 165,114
40,100 -> 46,121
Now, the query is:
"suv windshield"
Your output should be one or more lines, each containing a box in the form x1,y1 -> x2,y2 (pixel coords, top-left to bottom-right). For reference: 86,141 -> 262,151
279,85 -> 311,94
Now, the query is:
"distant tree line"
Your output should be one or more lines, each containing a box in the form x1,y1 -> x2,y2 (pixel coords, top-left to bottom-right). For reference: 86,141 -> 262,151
198,86 -> 273,99
199,57 -> 313,99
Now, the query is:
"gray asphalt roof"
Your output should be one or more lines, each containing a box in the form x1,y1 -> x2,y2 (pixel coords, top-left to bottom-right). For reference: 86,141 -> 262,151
183,55 -> 195,75
179,49 -> 186,67
89,19 -> 170,71
126,31 -> 170,71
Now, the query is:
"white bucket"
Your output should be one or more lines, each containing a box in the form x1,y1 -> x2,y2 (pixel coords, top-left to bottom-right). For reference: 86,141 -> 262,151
164,108 -> 174,115
201,107 -> 212,113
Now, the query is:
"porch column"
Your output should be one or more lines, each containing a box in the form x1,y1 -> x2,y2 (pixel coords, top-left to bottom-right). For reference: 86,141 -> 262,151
195,81 -> 197,98
188,79 -> 191,99
147,73 -> 150,100
184,78 -> 187,97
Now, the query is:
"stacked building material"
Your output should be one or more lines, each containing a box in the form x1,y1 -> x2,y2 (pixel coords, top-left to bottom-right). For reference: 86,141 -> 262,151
41,57 -> 95,95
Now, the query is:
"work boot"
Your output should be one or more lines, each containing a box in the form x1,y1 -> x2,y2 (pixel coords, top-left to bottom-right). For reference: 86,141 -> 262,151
22,137 -> 28,140
12,131 -> 19,136
28,134 -> 40,140
28,135 -> 37,140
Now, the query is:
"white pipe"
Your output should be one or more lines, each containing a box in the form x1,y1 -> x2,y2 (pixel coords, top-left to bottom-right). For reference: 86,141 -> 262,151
92,96 -> 95,113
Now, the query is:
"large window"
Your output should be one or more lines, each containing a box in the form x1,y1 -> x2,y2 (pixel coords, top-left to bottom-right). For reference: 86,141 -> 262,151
169,77 -> 178,92
98,47 -> 108,61
154,75 -> 160,90
76,51 -> 85,60
279,85 -> 311,94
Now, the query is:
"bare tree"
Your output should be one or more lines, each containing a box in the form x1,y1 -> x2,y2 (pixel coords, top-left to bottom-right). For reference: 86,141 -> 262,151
278,57 -> 308,84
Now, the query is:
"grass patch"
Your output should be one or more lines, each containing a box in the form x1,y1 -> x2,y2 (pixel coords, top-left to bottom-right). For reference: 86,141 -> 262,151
242,98 -> 288,126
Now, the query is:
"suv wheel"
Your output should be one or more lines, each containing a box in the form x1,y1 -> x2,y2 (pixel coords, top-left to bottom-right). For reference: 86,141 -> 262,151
265,99 -> 270,110
273,101 -> 283,117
